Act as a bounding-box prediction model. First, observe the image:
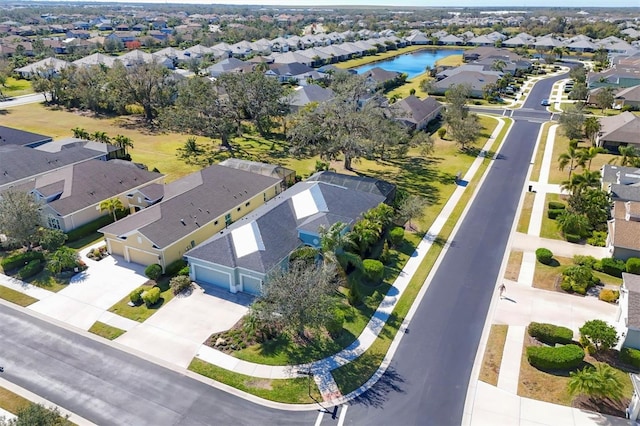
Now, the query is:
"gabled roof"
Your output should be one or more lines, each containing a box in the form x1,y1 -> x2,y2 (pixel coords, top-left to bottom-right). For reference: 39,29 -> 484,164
0,126 -> 51,147
72,52 -> 117,67
433,71 -> 499,92
601,164 -> 640,185
15,57 -> 70,74
611,201 -> 640,251
286,84 -> 334,107
268,61 -> 314,76
391,95 -> 443,126
22,159 -> 162,216
616,85 -> 640,102
185,179 -> 387,274
306,171 -> 396,202
363,67 -> 400,83
599,112 -> 640,144
99,165 -> 280,249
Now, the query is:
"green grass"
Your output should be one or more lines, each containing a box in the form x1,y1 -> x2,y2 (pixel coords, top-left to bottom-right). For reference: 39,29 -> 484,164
530,121 -> 551,183
548,133 -> 617,185
107,277 -> 175,322
387,72 -> 429,100
479,324 -> 508,386
540,193 -> 564,241
66,233 -> 104,250
435,54 -> 463,67
25,269 -> 71,293
332,118 -> 508,395
517,192 -> 535,234
0,285 -> 38,306
188,358 -> 322,404
0,386 -> 30,415
1,77 -> 33,97
88,321 -> 126,340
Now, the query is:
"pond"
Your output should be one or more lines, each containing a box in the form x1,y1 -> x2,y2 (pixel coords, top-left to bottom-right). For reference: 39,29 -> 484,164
355,48 -> 464,80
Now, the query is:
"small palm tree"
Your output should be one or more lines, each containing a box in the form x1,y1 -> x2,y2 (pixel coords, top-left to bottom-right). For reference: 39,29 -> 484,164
614,145 -> 640,167
352,219 -> 382,256
318,222 -> 361,270
71,127 -> 90,139
568,364 -> 624,404
579,146 -> 607,170
113,134 -> 134,154
99,197 -> 125,222
561,170 -> 600,194
583,117 -> 601,147
91,131 -> 111,144
558,146 -> 585,181
47,246 -> 80,275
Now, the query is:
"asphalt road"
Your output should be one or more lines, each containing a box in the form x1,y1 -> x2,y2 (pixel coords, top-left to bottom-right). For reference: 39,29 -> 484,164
0,304 -> 317,425
342,72 -> 567,426
0,93 -> 45,108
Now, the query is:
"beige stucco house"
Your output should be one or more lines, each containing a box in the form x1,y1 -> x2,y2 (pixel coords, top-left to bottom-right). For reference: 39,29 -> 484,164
99,164 -> 281,271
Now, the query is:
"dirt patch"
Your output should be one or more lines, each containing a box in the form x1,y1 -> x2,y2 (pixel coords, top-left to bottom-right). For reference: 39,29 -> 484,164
245,378 -> 273,390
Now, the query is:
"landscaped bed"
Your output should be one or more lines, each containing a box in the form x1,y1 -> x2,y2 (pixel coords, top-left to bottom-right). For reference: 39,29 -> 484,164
533,255 -> 623,293
108,278 -> 175,322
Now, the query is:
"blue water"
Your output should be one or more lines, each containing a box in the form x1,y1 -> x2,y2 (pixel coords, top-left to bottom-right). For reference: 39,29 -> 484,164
355,49 -> 464,80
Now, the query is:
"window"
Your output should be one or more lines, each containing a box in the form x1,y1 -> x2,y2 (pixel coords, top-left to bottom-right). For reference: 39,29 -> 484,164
47,216 -> 61,230
225,213 -> 232,226
263,192 -> 267,202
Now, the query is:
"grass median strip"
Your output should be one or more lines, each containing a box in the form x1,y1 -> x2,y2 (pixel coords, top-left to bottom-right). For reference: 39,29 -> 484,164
0,285 -> 38,307
88,321 -> 126,340
0,386 -> 30,414
188,358 -> 321,404
478,325 -> 508,386
332,119 -> 509,395
516,192 -> 535,234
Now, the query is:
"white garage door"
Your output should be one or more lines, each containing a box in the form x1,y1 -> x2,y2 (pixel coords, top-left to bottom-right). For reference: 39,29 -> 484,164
242,276 -> 262,295
194,265 -> 231,291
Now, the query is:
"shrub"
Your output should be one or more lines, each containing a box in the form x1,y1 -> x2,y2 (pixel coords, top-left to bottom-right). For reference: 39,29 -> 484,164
620,347 -> 640,368
348,284 -> 362,307
36,228 -> 67,251
129,288 -> 143,304
580,319 -> 619,353
573,255 -> 597,269
526,344 -> 584,370
535,248 -> 553,265
600,257 -> 625,278
1,251 -> 45,272
326,307 -> 345,336
388,226 -> 405,247
548,201 -> 566,210
547,209 -> 564,219
528,322 -> 574,345
165,259 -> 186,277
627,258 -> 640,275
178,266 -> 190,276
437,128 -> 446,139
565,233 -> 581,243
142,287 -> 161,307
145,264 -> 162,281
587,231 -> 607,247
170,275 -> 192,295
599,289 -> 620,303
562,265 -> 599,294
289,246 -> 317,266
65,214 -> 115,242
363,259 -> 384,283
379,241 -> 390,265
17,259 -> 44,280
593,260 -> 603,272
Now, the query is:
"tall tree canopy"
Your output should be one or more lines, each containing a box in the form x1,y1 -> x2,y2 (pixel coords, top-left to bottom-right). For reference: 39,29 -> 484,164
0,190 -> 42,248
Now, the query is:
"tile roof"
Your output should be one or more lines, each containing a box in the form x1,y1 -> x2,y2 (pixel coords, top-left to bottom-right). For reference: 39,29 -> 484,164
100,165 -> 280,249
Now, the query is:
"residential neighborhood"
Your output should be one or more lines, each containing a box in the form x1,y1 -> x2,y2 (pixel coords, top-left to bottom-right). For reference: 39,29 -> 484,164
1,3 -> 640,426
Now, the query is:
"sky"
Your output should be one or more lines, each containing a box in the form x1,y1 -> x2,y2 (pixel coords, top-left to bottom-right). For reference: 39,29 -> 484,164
40,0 -> 640,8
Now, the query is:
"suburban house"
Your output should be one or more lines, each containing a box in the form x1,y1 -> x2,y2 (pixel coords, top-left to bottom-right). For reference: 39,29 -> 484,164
184,173 -> 393,295
601,164 -> 640,202
362,67 -> 403,90
616,273 -> 640,350
99,165 -> 282,272
0,125 -> 52,148
429,71 -> 499,98
613,85 -> 640,110
8,159 -> 162,232
596,112 -> 640,150
285,84 -> 335,113
218,158 -> 296,191
608,201 -> 640,261
391,95 -> 443,131
306,171 -> 397,203
15,57 -> 70,78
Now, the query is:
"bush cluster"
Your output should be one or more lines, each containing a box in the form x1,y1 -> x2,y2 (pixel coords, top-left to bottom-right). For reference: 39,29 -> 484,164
548,201 -> 566,210
362,259 -> 384,283
142,287 -> 161,307
326,307 -> 345,337
165,259 -> 187,277
565,233 -> 581,243
573,255 -> 597,269
178,266 -> 190,276
547,209 -> 564,219
528,322 -> 574,345
1,251 -> 45,272
17,259 -> 44,280
129,288 -> 144,305
289,246 -> 317,266
600,258 -> 625,278
587,231 -> 607,247
627,258 -> 640,275
535,248 -> 553,265
144,263 -> 162,281
526,344 -> 585,370
65,214 -> 114,242
599,289 -> 620,303
170,275 -> 192,295
620,347 -> 640,368
561,265 -> 599,294
387,227 -> 405,247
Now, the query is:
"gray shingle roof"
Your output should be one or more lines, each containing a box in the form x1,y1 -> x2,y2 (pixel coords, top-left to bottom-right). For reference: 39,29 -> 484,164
186,179 -> 387,274
625,273 -> 640,328
306,171 -> 396,203
100,165 -> 280,249
0,125 -> 52,147
391,95 -> 442,126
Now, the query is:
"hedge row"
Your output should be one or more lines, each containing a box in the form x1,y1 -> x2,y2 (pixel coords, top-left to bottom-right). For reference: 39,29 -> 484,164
601,258 -> 625,278
164,259 -> 187,277
548,201 -> 566,210
547,209 -> 564,219
65,214 -> 114,242
1,251 -> 45,272
18,259 -> 44,280
528,322 -> 574,345
526,344 -> 585,370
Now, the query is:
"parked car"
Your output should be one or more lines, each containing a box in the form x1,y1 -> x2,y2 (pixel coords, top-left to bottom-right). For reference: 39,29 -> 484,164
541,99 -> 550,106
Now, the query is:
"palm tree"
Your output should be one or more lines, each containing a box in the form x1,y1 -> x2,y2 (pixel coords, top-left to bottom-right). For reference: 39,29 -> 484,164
352,219 -> 382,256
91,131 -> 111,144
46,246 -> 79,275
614,145 -> 640,167
318,222 -> 360,270
561,170 -> 601,194
113,134 -> 134,155
579,146 -> 607,170
71,127 -> 90,139
568,364 -> 624,404
558,146 -> 585,181
99,197 -> 125,222
583,117 -> 601,147
491,59 -> 506,72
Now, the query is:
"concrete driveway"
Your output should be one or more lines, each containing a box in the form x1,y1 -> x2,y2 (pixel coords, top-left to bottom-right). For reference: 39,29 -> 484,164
28,244 -> 148,331
116,285 -> 250,368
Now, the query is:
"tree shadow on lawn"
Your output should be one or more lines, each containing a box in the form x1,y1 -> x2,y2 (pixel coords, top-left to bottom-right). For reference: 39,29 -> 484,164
350,365 -> 406,408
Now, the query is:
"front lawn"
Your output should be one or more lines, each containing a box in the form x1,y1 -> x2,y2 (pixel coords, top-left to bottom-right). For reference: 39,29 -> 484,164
504,251 -> 523,281
1,77 -> 33,97
533,255 -> 623,291
517,192 -> 535,233
107,277 -> 175,322
188,358 -> 321,404
540,193 -> 565,241
548,133 -> 617,185
0,285 -> 39,307
479,324 -> 509,386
